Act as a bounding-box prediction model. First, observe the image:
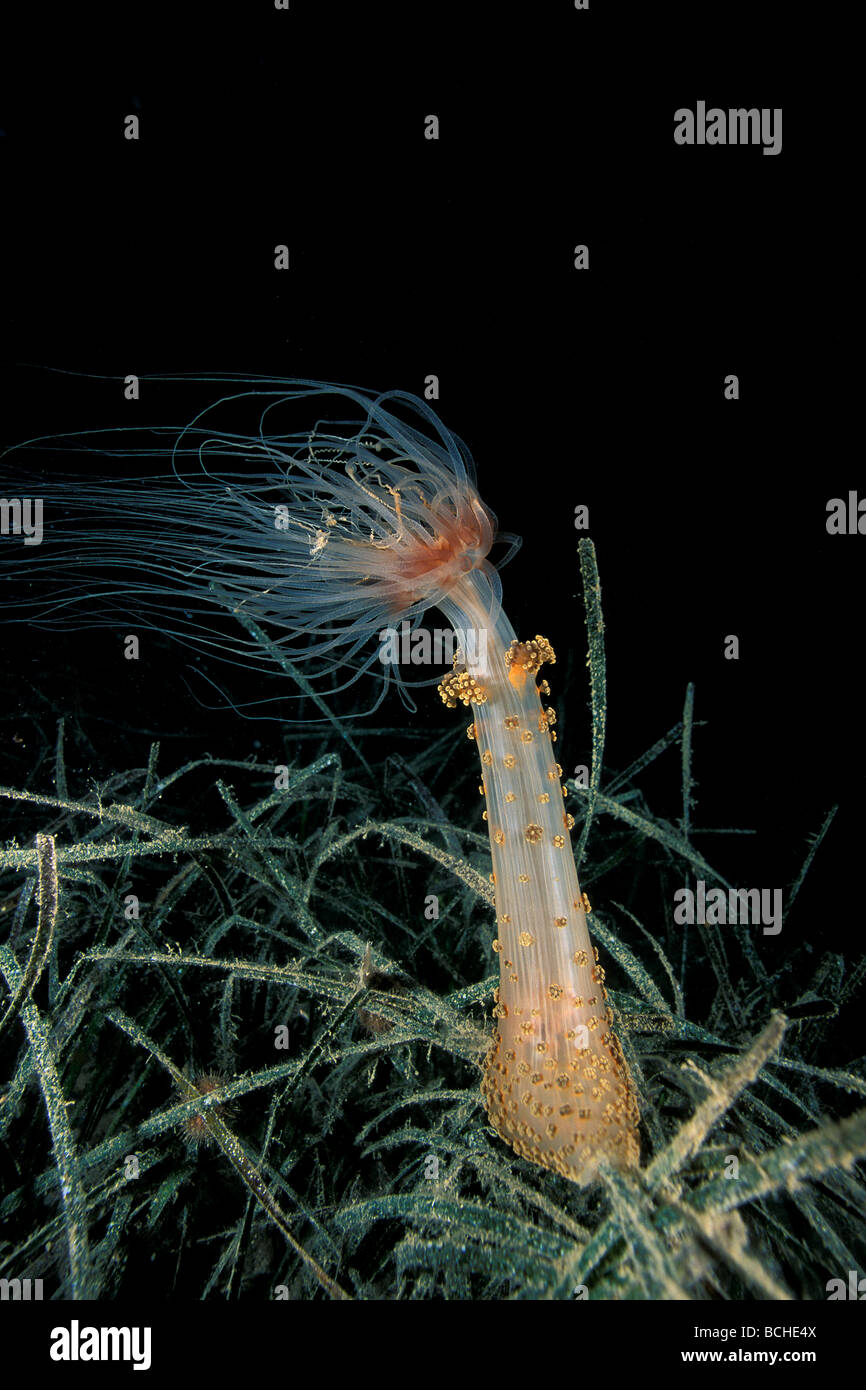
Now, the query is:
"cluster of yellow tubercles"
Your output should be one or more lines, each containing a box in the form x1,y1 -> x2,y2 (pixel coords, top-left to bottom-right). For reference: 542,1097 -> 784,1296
481,939 -> 639,1183
505,634 -> 556,678
438,668 -> 489,708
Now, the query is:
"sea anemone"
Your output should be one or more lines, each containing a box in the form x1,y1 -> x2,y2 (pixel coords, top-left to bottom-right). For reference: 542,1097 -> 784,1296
179,1070 -> 234,1147
3,375 -> 639,1183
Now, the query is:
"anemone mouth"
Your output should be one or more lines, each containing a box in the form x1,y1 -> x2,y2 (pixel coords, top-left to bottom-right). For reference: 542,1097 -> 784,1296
381,500 -> 495,610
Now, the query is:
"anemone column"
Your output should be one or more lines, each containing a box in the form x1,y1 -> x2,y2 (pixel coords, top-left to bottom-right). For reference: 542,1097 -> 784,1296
438,569 -> 640,1185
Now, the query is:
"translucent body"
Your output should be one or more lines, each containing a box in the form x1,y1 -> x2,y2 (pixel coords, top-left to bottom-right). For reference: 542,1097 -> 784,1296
440,570 -> 640,1182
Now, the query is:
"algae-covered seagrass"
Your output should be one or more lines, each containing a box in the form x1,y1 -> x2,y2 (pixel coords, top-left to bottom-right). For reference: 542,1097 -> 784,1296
0,377 -> 862,1298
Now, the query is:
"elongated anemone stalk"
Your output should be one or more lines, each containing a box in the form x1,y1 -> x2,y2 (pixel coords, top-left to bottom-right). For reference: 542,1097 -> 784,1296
435,575 -> 640,1183
5,377 -> 639,1182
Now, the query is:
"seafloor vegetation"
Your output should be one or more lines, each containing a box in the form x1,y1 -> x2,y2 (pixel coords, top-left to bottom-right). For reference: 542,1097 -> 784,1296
1,541 -> 862,1300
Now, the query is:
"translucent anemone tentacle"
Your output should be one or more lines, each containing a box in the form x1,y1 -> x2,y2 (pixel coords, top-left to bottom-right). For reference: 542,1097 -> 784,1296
2,378 -> 507,717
